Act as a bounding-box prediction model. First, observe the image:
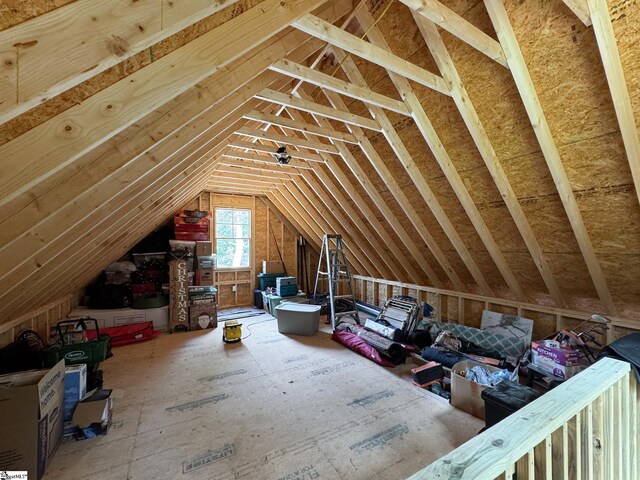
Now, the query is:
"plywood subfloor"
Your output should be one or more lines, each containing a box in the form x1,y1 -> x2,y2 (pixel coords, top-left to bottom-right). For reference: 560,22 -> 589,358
44,309 -> 482,480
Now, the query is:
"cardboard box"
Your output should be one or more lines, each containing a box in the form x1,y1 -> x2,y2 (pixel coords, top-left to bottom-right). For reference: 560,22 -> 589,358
262,260 -> 284,274
196,255 -> 215,269
196,241 -> 213,257
63,364 -> 87,422
196,268 -> 214,286
190,294 -> 218,330
69,306 -> 169,331
531,340 -> 581,379
0,360 -> 65,479
450,360 -> 502,420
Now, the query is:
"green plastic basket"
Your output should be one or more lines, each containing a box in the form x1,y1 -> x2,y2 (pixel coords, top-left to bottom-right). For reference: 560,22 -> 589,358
43,318 -> 110,367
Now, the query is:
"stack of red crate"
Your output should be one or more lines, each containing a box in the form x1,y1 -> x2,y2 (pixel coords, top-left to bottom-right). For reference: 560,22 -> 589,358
174,210 -> 211,241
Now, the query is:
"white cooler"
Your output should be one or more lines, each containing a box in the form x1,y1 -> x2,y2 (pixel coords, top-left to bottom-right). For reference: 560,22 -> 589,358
274,303 -> 321,336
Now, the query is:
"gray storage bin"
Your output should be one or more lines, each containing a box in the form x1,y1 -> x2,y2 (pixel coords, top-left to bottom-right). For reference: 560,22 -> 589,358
275,303 -> 321,336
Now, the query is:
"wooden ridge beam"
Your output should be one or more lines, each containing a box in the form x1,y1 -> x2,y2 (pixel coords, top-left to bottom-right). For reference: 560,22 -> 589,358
357,8 -> 526,301
0,0 -> 334,207
210,169 -> 288,184
409,10 -> 565,307
269,59 -> 411,115
228,139 -> 327,162
484,0 -> 616,313
275,112 -> 410,281
0,0 -> 244,124
587,0 -> 640,211
243,110 -> 358,144
235,126 -> 339,155
256,88 -> 381,131
208,184 -> 271,194
292,13 -> 450,96
399,0 -> 508,67
210,176 -> 283,187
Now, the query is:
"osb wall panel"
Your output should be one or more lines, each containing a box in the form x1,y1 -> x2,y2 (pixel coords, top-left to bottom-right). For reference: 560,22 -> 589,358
0,0 -> 265,146
463,300 -> 484,328
237,283 -> 252,305
0,292 -> 80,348
614,0 -> 640,124
522,309 -> 557,341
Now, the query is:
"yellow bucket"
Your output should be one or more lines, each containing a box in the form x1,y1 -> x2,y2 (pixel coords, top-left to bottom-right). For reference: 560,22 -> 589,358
223,320 -> 242,343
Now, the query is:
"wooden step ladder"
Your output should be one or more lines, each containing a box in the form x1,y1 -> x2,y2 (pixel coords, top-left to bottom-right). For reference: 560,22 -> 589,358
313,234 -> 360,330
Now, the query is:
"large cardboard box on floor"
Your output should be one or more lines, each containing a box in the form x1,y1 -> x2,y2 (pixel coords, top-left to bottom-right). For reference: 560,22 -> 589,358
450,360 -> 502,420
0,360 -> 65,479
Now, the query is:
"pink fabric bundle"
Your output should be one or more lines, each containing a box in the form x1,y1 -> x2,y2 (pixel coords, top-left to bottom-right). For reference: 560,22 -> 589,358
332,329 -> 395,368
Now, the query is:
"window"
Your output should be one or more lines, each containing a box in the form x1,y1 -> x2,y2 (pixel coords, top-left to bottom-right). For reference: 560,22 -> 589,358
215,208 -> 251,268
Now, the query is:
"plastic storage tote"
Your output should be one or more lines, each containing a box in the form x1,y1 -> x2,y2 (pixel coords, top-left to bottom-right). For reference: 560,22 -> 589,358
274,303 -> 321,336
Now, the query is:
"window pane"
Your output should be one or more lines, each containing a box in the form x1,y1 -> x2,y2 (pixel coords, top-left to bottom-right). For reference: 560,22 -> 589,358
216,208 -> 233,224
216,239 -> 249,268
216,223 -> 234,238
240,224 -> 250,238
233,209 -> 250,225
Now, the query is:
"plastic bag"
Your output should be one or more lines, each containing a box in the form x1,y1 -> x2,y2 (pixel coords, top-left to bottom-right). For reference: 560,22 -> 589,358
466,366 -> 510,386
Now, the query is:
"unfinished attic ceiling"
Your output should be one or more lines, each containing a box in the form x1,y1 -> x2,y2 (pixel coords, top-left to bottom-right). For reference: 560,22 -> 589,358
1,0 -> 640,327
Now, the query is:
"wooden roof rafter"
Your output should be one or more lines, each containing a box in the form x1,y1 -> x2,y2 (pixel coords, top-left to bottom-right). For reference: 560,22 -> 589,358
278,181 -> 372,275
329,46 -> 493,296
0,0 -> 245,124
398,0 -> 508,67
587,0 -> 640,213
222,149 -> 315,170
235,126 -> 340,156
386,8 -> 566,307
562,0 -> 592,26
0,0 -> 337,208
274,106 -> 415,281
292,13 -> 450,95
255,88 -> 381,131
482,0 -> 617,314
291,89 -> 441,286
269,59 -> 411,115
243,110 -> 358,144
268,123 -> 400,279
355,7 -> 527,302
